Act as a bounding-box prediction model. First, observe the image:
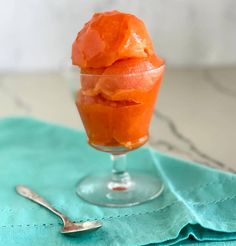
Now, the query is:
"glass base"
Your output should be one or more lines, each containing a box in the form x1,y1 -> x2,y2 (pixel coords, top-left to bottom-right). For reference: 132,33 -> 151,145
76,171 -> 164,207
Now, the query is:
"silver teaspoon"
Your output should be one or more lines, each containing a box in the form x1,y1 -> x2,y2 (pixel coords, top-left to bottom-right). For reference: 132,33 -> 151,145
16,185 -> 102,236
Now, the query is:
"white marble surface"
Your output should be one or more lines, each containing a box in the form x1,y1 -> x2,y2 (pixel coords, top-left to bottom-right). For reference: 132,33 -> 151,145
0,67 -> 235,172
1,0 -> 236,71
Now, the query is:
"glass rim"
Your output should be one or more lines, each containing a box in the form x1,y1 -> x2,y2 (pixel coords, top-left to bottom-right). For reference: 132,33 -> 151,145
80,62 -> 165,77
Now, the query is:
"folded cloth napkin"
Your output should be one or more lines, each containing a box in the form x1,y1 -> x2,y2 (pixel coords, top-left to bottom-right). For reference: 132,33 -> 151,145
0,117 -> 236,246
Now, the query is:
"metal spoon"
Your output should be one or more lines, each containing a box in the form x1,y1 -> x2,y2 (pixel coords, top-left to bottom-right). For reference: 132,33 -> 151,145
16,185 -> 102,236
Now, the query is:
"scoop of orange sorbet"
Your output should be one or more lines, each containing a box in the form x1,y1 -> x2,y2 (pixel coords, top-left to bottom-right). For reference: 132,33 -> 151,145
72,11 -> 164,150
72,10 -> 155,68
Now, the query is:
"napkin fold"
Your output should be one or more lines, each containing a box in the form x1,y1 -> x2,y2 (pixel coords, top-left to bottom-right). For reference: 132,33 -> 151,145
0,117 -> 236,246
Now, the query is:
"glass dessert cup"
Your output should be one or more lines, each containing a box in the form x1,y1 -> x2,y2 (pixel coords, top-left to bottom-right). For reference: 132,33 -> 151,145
74,65 -> 165,207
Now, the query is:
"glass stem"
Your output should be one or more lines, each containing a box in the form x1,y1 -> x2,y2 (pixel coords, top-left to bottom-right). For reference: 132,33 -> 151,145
109,154 -> 132,191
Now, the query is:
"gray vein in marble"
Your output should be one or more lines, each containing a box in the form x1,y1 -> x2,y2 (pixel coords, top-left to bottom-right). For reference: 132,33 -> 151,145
150,139 -> 195,159
150,138 -> 229,171
152,139 -> 185,152
204,70 -> 236,98
154,109 -> 235,173
0,81 -> 31,114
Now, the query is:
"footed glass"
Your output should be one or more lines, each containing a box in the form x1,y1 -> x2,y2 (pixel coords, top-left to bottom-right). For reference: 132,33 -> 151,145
71,65 -> 165,207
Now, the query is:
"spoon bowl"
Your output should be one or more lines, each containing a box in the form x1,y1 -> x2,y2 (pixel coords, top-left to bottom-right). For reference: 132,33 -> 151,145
61,221 -> 102,236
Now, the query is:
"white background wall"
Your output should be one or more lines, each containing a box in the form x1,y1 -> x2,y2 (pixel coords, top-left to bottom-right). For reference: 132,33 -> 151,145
1,0 -> 236,71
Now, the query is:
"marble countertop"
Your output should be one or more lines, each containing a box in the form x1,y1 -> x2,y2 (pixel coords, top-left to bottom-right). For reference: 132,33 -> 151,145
0,67 -> 235,172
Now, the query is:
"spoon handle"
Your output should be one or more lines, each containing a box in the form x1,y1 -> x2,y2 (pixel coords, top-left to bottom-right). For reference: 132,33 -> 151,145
16,185 -> 68,223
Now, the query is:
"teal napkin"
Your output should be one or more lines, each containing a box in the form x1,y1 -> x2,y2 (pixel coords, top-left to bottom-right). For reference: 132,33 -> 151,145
0,117 -> 236,246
